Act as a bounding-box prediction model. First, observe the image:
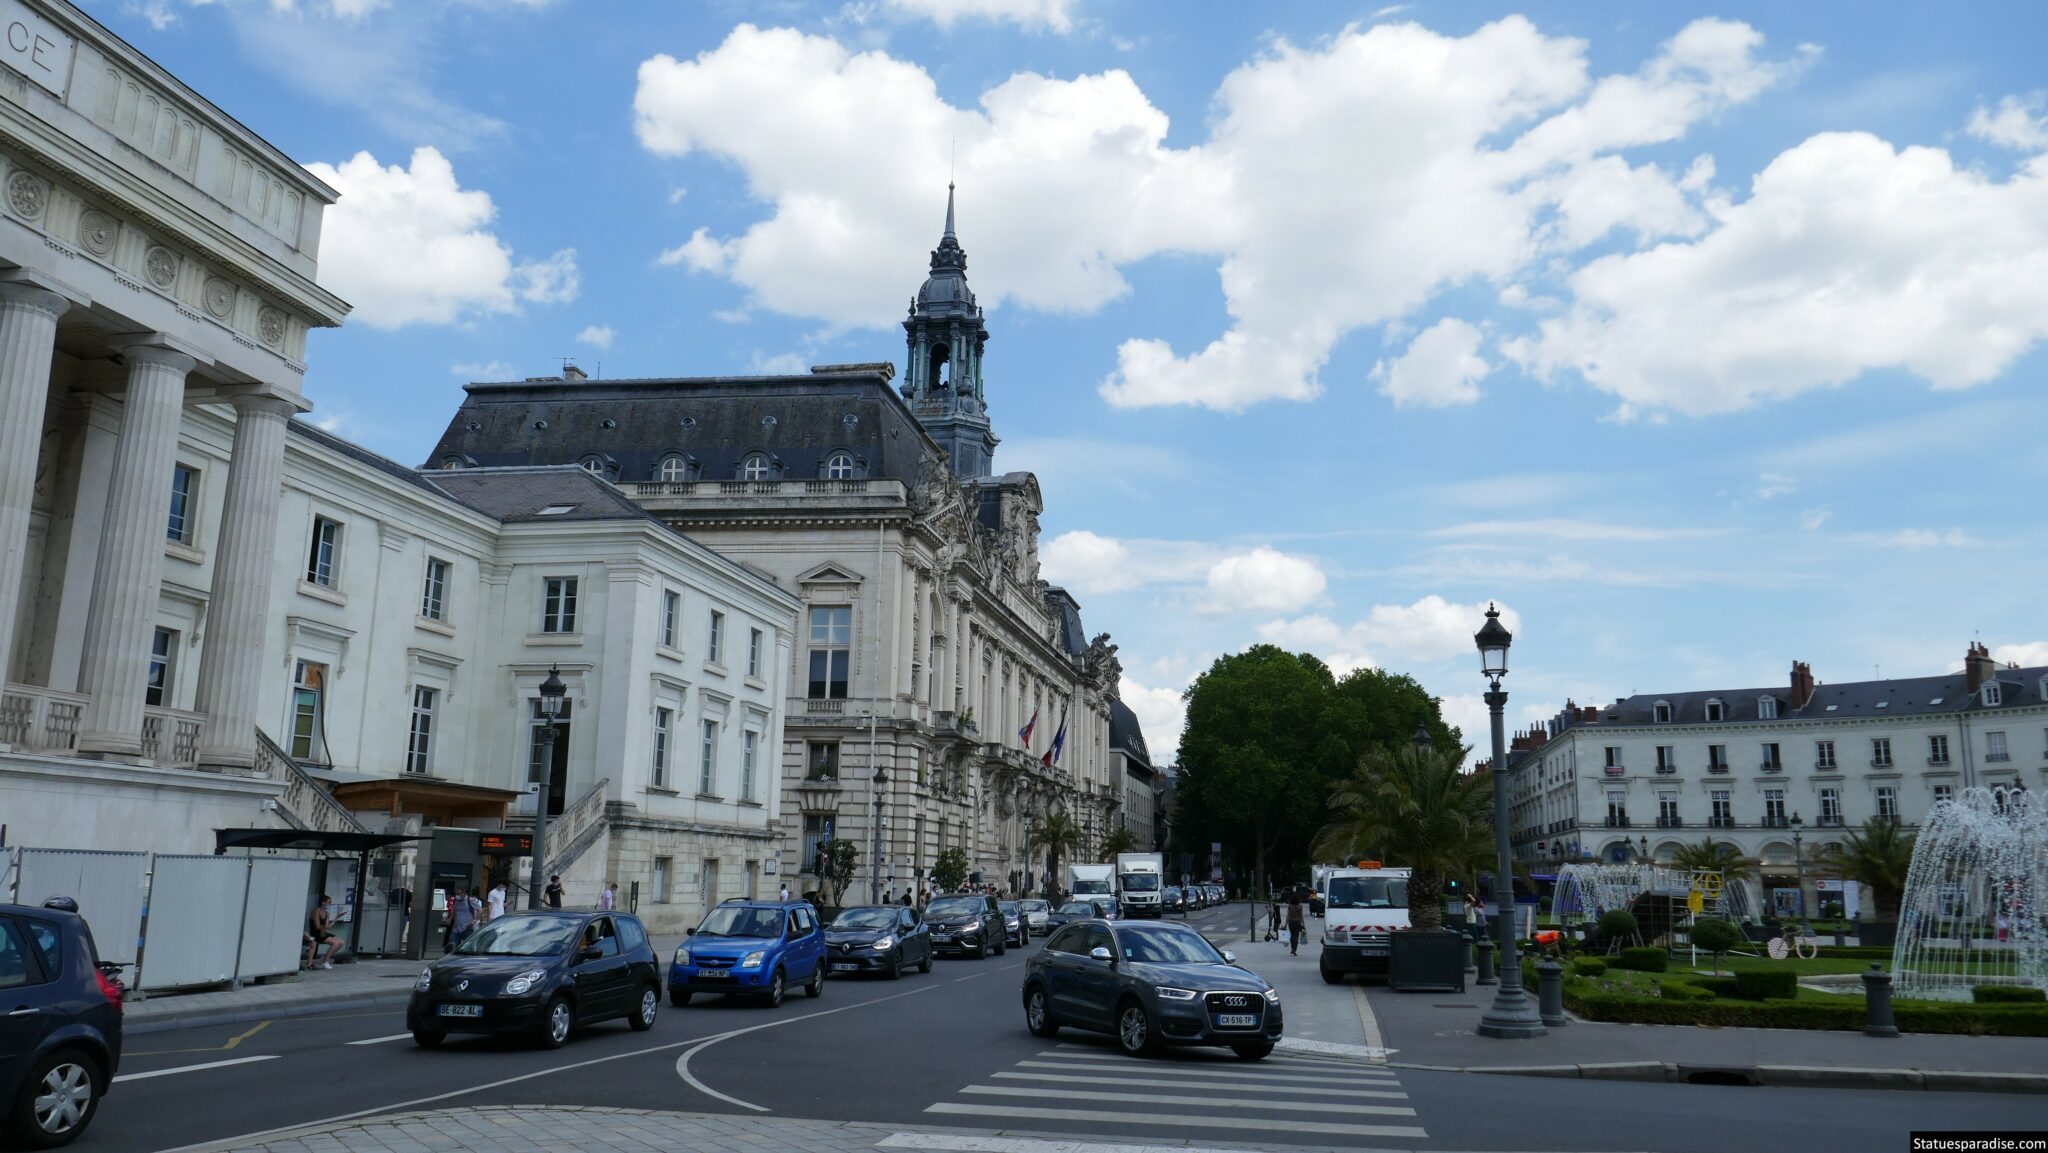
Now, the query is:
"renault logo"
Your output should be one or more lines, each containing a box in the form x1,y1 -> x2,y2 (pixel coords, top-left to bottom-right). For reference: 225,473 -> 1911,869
456,979 -> 469,992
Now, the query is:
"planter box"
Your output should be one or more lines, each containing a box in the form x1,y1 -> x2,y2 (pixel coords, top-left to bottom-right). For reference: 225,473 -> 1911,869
1389,929 -> 1467,993
1856,920 -> 1897,948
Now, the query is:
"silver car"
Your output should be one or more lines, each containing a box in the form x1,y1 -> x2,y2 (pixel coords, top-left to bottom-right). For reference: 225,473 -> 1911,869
1018,899 -> 1051,936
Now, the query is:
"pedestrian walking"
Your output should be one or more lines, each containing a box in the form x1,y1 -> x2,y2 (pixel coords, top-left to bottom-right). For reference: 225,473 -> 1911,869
901,889 -> 912,907
448,886 -> 481,951
544,874 -> 564,909
778,882 -> 791,902
1285,891 -> 1306,956
486,880 -> 507,923
304,893 -> 343,970
600,882 -> 618,911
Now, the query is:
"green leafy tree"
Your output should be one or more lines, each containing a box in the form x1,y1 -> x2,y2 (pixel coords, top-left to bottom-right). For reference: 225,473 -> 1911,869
819,839 -> 861,906
1815,819 -> 1917,921
930,847 -> 969,893
1688,917 -> 1741,974
1097,826 -> 1141,860
1029,810 -> 1082,899
1313,743 -> 1491,932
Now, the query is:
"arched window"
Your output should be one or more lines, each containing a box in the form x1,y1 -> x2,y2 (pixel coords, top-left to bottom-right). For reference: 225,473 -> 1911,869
825,452 -> 855,480
928,343 -> 950,390
740,453 -> 773,481
657,455 -> 693,483
440,455 -> 472,470
579,454 -> 605,476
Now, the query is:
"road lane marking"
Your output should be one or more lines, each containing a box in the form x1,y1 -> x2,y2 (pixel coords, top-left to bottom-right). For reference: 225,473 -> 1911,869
1351,984 -> 1386,1055
1051,1041 -> 1377,1070
991,1071 -> 1407,1098
1020,1057 -> 1391,1085
959,1084 -> 1416,1116
952,971 -> 990,982
923,1102 -> 1427,1139
345,1033 -> 415,1046
878,1135 -> 1294,1153
674,981 -> 944,1112
113,1055 -> 278,1083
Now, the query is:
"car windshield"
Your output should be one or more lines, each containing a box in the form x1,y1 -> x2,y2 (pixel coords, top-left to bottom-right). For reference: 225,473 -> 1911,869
455,916 -> 577,957
1328,877 -> 1407,910
927,897 -> 982,916
696,906 -> 785,938
999,902 -> 1020,915
1020,900 -> 1048,913
1119,927 -> 1227,965
1057,902 -> 1095,916
1120,873 -> 1161,892
1164,887 -> 1182,899
831,908 -> 896,930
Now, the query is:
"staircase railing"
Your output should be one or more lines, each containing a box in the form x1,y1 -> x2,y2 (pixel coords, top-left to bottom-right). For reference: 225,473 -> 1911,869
252,729 -> 369,835
541,778 -> 612,877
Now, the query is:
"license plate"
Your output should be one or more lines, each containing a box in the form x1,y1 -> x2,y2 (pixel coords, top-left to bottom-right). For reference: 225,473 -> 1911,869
697,969 -> 730,978
436,1003 -> 482,1018
1215,1013 -> 1257,1027
831,963 -> 859,972
933,934 -> 953,942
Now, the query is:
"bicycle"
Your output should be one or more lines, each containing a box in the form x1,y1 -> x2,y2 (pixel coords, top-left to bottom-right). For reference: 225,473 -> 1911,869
1766,924 -> 1818,961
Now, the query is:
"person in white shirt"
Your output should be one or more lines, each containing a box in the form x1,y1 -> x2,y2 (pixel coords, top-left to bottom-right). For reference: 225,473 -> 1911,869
778,883 -> 791,902
600,882 -> 618,911
487,882 -> 507,922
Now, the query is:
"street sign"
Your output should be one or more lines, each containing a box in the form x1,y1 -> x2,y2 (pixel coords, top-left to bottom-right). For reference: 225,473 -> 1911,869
478,832 -> 532,854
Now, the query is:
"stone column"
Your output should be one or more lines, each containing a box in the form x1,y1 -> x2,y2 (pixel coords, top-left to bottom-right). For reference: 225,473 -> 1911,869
0,283 -> 69,689
192,394 -> 295,769
76,341 -> 195,758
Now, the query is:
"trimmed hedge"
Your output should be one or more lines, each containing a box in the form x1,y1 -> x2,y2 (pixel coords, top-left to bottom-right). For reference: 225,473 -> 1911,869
1728,969 -> 1799,1000
1561,976 -> 2048,1035
1617,947 -> 1668,973
1659,979 -> 1714,1002
1572,957 -> 1608,977
1597,909 -> 1639,940
1974,985 -> 2048,1004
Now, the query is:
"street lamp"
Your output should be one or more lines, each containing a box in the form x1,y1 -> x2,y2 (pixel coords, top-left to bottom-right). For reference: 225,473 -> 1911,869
1473,604 -> 1545,1039
1790,812 -> 1810,935
1637,835 -> 1649,864
1412,723 -> 1433,750
526,665 -> 566,910
863,708 -> 886,904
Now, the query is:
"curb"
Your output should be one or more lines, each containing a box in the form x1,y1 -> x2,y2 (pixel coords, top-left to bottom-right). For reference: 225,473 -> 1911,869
1391,1058 -> 2048,1095
124,987 -> 413,1036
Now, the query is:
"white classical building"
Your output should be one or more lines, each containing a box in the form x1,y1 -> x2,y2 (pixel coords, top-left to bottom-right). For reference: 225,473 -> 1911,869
1506,645 -> 2048,919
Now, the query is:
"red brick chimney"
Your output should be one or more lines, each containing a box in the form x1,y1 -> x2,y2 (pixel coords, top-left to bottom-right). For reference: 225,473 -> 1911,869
1965,642 -> 1996,693
1790,660 -> 1816,710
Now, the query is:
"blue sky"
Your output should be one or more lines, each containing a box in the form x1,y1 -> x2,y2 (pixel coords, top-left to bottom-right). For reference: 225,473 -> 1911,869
103,0 -> 2048,759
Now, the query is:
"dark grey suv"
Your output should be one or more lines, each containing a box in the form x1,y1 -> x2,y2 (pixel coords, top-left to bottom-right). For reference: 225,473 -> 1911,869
926,894 -> 1006,958
1020,919 -> 1281,1060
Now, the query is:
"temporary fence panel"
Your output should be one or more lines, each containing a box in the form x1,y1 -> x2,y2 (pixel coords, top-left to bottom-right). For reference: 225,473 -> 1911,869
238,857 -> 313,980
139,854 -> 249,991
11,849 -> 148,965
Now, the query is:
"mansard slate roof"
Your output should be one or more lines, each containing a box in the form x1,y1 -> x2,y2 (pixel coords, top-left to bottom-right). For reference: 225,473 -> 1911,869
1109,697 -> 1151,770
1044,586 -> 1087,658
423,466 -> 658,524
421,367 -> 940,484
1596,666 -> 2048,727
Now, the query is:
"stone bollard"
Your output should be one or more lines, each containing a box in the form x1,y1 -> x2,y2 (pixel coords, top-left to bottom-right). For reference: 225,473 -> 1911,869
1862,963 -> 1899,1038
1537,958 -> 1569,1027
1464,938 -> 1478,975
1475,937 -> 1498,985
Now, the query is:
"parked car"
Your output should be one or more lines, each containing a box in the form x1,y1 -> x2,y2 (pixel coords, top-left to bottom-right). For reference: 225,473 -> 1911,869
1020,918 -> 1282,1061
823,905 -> 932,979
998,901 -> 1029,947
1161,887 -> 1187,915
926,894 -> 1006,958
408,910 -> 659,1050
1018,899 -> 1052,936
669,899 -> 825,1007
0,903 -> 122,1149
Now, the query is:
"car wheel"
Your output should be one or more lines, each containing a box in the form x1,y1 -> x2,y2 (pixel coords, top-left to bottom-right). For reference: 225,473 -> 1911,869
887,949 -> 904,980
763,968 -> 785,1007
806,966 -> 824,998
629,984 -> 659,1030
993,933 -> 1006,956
1024,985 -> 1060,1038
538,995 -> 574,1049
918,948 -> 933,974
411,1029 -> 445,1049
1319,959 -> 1344,985
1231,1042 -> 1275,1061
670,987 -> 693,1007
972,938 -> 986,959
1115,999 -> 1158,1057
8,1048 -> 101,1149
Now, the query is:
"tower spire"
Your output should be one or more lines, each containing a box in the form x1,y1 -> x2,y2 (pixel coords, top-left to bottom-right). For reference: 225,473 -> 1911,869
943,181 -> 956,241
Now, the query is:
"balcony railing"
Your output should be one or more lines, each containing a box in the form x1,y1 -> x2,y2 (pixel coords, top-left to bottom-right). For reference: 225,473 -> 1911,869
1815,760 -> 1837,771
1604,815 -> 1630,828
1655,764 -> 1677,774
1603,765 -> 1625,776
1872,758 -> 1895,768
1760,761 -> 1783,772
1707,763 -> 1731,774
1762,815 -> 1790,828
1817,815 -> 1843,827
0,686 -> 87,755
1656,815 -> 1684,828
1928,756 -> 1950,766
140,707 -> 205,768
1985,753 -> 2011,763
1709,815 -> 1736,828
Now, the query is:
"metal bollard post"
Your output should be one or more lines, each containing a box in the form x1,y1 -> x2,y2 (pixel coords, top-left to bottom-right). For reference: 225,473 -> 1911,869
1475,937 -> 1498,985
1464,938 -> 1478,975
1862,963 -> 1899,1038
1536,958 -> 1568,1027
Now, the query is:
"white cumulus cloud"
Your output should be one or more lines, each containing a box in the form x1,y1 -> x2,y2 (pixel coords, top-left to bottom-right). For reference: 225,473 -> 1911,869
1202,548 -> 1327,615
883,0 -> 1077,32
1117,676 -> 1188,764
1991,641 -> 2048,668
1040,531 -> 1323,614
1259,596 -> 1522,672
308,147 -> 578,328
1845,528 -> 1977,550
1967,92 -> 2048,152
576,324 -> 616,350
1373,318 -> 1490,408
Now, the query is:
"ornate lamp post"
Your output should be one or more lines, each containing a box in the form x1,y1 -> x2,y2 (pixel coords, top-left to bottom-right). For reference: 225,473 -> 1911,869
1474,605 -> 1545,1038
863,707 -> 886,903
1412,723 -> 1433,750
1790,812 -> 1810,935
525,665 -> 566,910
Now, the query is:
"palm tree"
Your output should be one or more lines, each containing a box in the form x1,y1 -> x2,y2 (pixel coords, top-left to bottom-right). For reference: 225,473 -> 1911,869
1028,810 -> 1082,900
1669,836 -> 1758,917
1815,819 -> 1916,921
1314,743 -> 1490,932
1097,826 -> 1141,860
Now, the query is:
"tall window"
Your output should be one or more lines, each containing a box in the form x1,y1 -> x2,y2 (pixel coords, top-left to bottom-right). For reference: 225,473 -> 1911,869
1928,733 -> 1949,764
699,719 -> 719,795
708,610 -> 725,665
1603,746 -> 1622,768
1653,701 -> 1672,723
1983,682 -> 2003,707
529,698 -> 573,816
1876,786 -> 1898,822
741,730 -> 758,801
542,577 -> 578,633
661,590 -> 680,649
653,857 -> 672,903
807,606 -> 851,699
306,516 -> 341,587
1707,744 -> 1729,771
1986,731 -> 2009,761
146,627 -> 177,707
803,814 -> 828,877
700,858 -> 720,913
747,628 -> 763,679
1710,789 -> 1732,827
1819,787 -> 1841,825
1933,784 -> 1954,805
1605,790 -> 1627,826
808,741 -> 840,780
1871,737 -> 1893,767
740,453 -> 771,481
1761,742 -> 1782,770
1816,740 -> 1836,770
421,558 -> 449,622
289,660 -> 326,761
1764,788 -> 1785,825
1758,696 -> 1778,720
405,686 -> 437,774
1657,792 -> 1680,826
167,465 -> 196,543
1656,745 -> 1676,772
825,451 -> 855,479
651,707 -> 673,788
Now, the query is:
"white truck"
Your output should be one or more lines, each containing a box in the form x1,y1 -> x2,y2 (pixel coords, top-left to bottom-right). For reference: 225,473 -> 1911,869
1317,863 -> 1413,983
1115,852 -> 1165,918
1067,863 -> 1115,912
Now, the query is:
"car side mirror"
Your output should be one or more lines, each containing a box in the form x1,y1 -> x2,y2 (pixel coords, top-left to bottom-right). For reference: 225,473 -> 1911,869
1223,950 -> 1238,965
1089,946 -> 1114,964
579,946 -> 603,962
685,927 -> 696,936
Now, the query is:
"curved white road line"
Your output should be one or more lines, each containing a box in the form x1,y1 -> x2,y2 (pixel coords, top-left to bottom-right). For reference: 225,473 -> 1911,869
674,982 -> 942,1112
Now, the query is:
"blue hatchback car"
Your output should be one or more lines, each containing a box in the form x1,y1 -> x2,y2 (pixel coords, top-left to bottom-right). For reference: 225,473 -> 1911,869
668,899 -> 824,1008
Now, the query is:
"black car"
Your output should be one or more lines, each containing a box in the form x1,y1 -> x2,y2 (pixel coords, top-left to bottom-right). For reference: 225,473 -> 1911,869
1020,919 -> 1282,1061
997,901 -> 1030,947
925,894 -> 1006,958
1161,887 -> 1187,915
1044,900 -> 1113,930
407,911 -> 660,1049
824,906 -> 932,979
0,904 -> 122,1149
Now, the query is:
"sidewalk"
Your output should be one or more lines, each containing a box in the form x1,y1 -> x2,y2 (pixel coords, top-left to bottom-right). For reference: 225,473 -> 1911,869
125,957 -> 424,1035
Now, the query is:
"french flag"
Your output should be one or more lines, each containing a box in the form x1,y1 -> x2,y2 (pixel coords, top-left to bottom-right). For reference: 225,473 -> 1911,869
1018,707 -> 1039,749
1041,711 -> 1068,768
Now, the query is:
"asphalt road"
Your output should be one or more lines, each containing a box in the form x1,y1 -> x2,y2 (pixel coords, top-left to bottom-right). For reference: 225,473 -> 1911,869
75,903 -> 2048,1153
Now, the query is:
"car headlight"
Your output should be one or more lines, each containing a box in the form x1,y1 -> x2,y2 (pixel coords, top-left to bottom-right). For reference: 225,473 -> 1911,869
414,967 -> 433,991
1264,988 -> 1281,1004
872,936 -> 895,950
1156,986 -> 1198,1001
674,947 -> 691,966
963,919 -> 982,931
740,950 -> 767,968
504,969 -> 548,996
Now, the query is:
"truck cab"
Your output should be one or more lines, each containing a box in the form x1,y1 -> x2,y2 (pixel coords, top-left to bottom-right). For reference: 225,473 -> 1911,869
1115,853 -> 1165,919
1317,864 -> 1412,984
1067,864 -> 1114,906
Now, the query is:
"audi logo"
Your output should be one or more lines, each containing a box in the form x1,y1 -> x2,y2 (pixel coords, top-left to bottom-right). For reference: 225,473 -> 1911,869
1224,995 -> 1249,1007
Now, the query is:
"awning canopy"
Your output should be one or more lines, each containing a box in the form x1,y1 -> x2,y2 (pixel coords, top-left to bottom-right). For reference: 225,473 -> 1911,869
214,828 -> 422,855
330,777 -> 523,823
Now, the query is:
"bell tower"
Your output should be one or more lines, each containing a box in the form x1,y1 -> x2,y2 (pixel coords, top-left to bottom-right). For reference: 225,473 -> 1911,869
903,183 -> 997,479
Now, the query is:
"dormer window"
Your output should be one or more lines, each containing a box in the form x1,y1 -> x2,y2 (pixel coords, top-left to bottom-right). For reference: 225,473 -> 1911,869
1757,697 -> 1777,720
740,453 -> 773,481
1982,682 -> 2003,707
1704,699 -> 1724,722
824,451 -> 856,480
1653,700 -> 1672,724
579,454 -> 605,475
657,454 -> 696,483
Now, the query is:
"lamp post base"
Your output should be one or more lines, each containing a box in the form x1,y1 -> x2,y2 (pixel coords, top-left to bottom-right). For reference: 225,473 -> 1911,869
1476,986 -> 1548,1039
